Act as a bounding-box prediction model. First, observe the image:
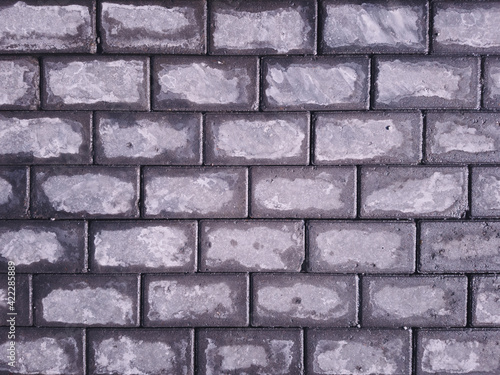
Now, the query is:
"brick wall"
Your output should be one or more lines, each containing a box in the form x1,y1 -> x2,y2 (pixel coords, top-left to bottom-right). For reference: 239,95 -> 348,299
0,0 -> 500,374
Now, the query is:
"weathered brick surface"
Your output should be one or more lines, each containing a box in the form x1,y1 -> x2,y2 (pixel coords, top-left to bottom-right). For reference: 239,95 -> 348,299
252,274 -> 357,327
0,274 -> 30,326
484,58 -> 500,110
0,57 -> 39,110
472,276 -> 500,327
198,329 -> 302,375
363,276 -> 467,327
471,167 -> 500,217
0,167 -> 29,219
101,0 -> 205,53
360,166 -> 468,218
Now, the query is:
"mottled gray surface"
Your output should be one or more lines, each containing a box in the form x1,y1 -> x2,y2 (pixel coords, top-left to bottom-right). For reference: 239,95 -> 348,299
363,276 -> 467,327
484,58 -> 500,109
322,1 -> 426,53
309,221 -> 415,273
375,57 -> 479,109
201,221 -> 304,272
472,167 -> 500,217
101,1 -> 204,53
0,274 -> 30,326
0,57 -> 39,109
0,178 -> 12,206
314,112 -> 422,164
417,330 -> 500,375
252,167 -> 356,218
308,329 -> 411,375
205,113 -> 308,165
0,167 -> 29,219
361,167 -> 468,218
144,167 -> 247,218
0,1 -> 95,52
44,57 -> 149,110
472,276 -> 500,326
252,274 -> 356,327
421,221 -> 500,272
145,275 -> 248,326
264,57 -> 369,110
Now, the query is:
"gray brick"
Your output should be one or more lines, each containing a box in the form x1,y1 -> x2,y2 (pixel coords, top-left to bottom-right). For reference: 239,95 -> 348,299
0,327 -> 84,375
210,0 -> 315,55
88,328 -> 193,375
417,330 -> 500,375
101,0 -> 205,53
252,274 -> 357,327
484,58 -> 500,110
95,112 -> 201,165
471,167 -> 500,217
90,220 -> 196,273
420,221 -> 500,273
263,57 -> 369,110
32,167 -> 139,219
434,2 -> 500,54
308,221 -> 415,273
144,167 -> 247,218
426,112 -> 500,163
34,275 -> 138,327
0,167 -> 29,219
360,166 -> 468,218
251,167 -> 356,218
0,1 -> 95,53
0,274 -> 30,326
363,276 -> 467,327
198,329 -> 302,375
314,112 -> 422,164
205,113 -> 309,165
321,0 -> 427,54
374,57 -> 480,109
0,111 -> 91,164
144,274 -> 248,327
0,57 -> 39,110
472,276 -> 500,327
307,329 -> 411,375
43,56 -> 149,110
200,220 -> 304,272
0,221 -> 85,273
153,57 -> 258,111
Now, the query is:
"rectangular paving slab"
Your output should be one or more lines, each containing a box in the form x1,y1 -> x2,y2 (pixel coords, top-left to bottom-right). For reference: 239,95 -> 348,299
472,276 -> 500,327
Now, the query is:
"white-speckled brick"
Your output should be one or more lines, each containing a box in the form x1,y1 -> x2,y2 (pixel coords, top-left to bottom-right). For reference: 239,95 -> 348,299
314,112 -> 422,164
472,276 -> 500,327
211,0 -> 315,54
322,0 -> 427,53
0,57 -> 39,109
374,57 -> 479,109
472,167 -> 500,217
43,57 -> 149,110
484,58 -> 500,109
101,1 -> 204,53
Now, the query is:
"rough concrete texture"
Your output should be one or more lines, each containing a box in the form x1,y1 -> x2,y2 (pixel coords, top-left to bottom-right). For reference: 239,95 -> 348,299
263,56 -> 369,110
88,329 -> 192,375
43,57 -> 149,110
35,275 -> 138,327
153,57 -> 258,110
205,113 -> 309,165
0,167 -> 28,219
144,167 -> 247,218
0,1 -> 95,52
363,276 -> 467,327
95,112 -> 201,165
91,221 -> 196,272
322,0 -> 427,53
33,166 -> 139,218
0,328 -> 84,375
374,57 -> 479,109
471,167 -> 500,217
434,2 -> 500,53
314,112 -> 422,164
361,166 -> 468,218
0,57 -> 39,109
472,276 -> 500,326
252,274 -> 357,327
307,329 -> 411,375
0,274 -> 30,326
198,329 -> 302,375
145,274 -> 248,326
101,1 -> 204,53
484,58 -> 500,109
421,221 -> 500,272
200,220 -> 304,272
252,167 -> 356,218
308,221 -> 415,273
211,0 -> 315,54
417,330 -> 500,375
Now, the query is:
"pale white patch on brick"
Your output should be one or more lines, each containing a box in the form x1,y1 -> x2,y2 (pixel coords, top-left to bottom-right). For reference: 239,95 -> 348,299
41,174 -> 136,215
476,292 -> 500,324
431,236 -> 500,260
0,177 -> 12,205
220,345 -> 268,371
476,175 -> 500,210
488,67 -> 500,97
0,61 -> 31,104
432,120 -> 495,153
42,287 -> 134,324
